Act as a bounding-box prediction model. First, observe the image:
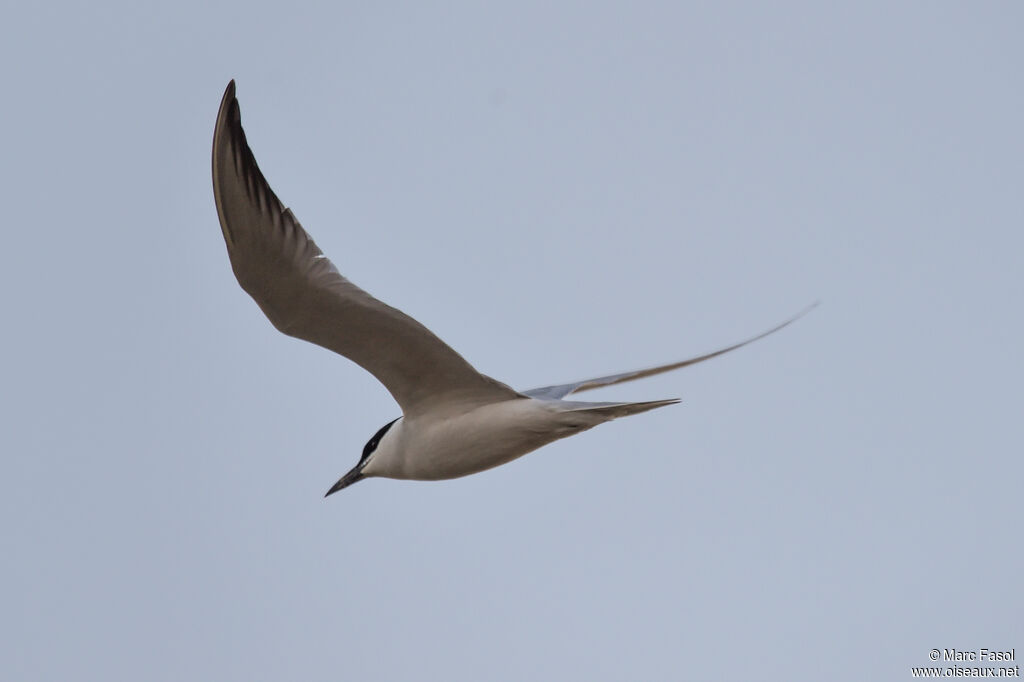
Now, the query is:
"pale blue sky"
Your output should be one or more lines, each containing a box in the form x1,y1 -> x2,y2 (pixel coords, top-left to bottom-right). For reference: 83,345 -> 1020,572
2,2 -> 1021,680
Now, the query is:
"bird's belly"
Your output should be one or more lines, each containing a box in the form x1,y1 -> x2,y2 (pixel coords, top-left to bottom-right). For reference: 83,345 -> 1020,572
397,398 -> 596,481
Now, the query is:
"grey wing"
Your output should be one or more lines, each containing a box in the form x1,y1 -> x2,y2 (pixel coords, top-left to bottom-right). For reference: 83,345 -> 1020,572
523,304 -> 817,400
212,81 -> 520,416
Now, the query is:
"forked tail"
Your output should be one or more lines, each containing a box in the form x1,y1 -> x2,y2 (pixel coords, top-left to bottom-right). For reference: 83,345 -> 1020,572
558,398 -> 681,419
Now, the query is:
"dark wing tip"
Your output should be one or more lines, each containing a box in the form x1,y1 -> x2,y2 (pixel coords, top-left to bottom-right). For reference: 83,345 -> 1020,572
213,81 -> 241,247
218,80 -> 242,134
217,80 -> 237,125
213,78 -> 277,250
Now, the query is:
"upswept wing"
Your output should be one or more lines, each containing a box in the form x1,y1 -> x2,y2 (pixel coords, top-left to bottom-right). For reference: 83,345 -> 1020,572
212,81 -> 519,415
523,304 -> 817,400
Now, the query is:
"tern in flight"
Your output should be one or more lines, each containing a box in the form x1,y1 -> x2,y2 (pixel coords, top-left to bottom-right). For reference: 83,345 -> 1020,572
212,80 -> 813,497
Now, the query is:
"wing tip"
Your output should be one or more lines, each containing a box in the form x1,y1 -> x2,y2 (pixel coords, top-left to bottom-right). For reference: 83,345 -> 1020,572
796,300 -> 821,318
217,79 -> 239,130
768,300 -> 820,336
212,79 -> 245,247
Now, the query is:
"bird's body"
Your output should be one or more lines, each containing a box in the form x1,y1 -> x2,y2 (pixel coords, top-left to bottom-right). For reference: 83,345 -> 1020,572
211,80 -> 813,496
365,397 -> 678,482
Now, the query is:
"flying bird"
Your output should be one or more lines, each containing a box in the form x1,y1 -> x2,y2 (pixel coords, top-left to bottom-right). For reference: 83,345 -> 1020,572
211,80 -> 813,496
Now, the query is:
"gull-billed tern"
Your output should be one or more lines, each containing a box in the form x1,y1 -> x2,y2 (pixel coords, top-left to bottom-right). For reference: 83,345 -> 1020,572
211,80 -> 814,497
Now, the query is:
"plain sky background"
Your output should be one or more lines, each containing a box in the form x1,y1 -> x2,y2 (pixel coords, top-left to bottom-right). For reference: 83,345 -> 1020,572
2,2 -> 1021,680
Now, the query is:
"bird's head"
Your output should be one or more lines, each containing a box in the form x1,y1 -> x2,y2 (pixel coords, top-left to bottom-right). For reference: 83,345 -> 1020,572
324,417 -> 400,497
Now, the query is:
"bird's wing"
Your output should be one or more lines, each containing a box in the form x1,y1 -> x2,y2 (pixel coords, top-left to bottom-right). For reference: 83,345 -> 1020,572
522,304 -> 817,400
212,81 -> 520,416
